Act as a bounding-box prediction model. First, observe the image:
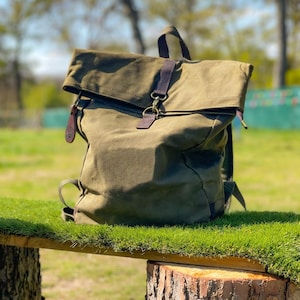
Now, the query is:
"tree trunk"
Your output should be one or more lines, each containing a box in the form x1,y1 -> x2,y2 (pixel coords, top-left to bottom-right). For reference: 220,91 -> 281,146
120,0 -> 146,54
12,59 -> 23,111
0,245 -> 42,300
146,261 -> 298,299
274,0 -> 287,88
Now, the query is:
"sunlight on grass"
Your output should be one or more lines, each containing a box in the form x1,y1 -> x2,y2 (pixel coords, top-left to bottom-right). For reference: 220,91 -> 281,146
232,128 -> 300,212
41,251 -> 146,300
0,129 -> 85,201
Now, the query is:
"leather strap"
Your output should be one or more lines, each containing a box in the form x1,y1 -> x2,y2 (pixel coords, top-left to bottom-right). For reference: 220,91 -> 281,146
223,124 -> 247,211
152,59 -> 176,98
223,124 -> 234,182
158,26 -> 191,60
58,178 -> 80,208
224,181 -> 247,211
65,105 -> 78,143
137,60 -> 176,129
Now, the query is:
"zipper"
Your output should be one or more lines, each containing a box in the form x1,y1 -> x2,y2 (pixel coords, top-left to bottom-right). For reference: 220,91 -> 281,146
64,93 -> 248,140
158,109 -> 236,117
93,96 -> 144,117
65,95 -> 144,142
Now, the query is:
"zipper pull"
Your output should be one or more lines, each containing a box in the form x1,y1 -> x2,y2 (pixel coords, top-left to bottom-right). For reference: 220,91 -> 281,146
236,109 -> 248,129
65,104 -> 78,143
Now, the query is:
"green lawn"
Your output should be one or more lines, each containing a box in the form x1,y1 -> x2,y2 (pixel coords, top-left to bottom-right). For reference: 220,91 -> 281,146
233,128 -> 300,212
0,128 -> 299,299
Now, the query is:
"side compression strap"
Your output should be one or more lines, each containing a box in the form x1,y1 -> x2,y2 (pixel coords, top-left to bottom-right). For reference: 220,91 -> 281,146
58,178 -> 80,222
223,123 -> 247,211
224,181 -> 247,211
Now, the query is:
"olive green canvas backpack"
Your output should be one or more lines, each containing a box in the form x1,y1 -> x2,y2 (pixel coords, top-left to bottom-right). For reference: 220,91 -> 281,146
59,26 -> 253,226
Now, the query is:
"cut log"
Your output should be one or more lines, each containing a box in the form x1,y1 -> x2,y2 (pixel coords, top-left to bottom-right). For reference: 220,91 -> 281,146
146,261 -> 298,300
0,245 -> 42,300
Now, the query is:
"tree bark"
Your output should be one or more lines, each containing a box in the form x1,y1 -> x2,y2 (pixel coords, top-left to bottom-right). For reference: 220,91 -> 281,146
12,59 -> 23,111
146,261 -> 298,299
274,0 -> 287,88
0,245 -> 42,300
120,0 -> 146,54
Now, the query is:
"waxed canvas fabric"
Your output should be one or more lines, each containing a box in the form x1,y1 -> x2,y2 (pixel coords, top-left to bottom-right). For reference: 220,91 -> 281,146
64,50 -> 251,112
61,41 -> 253,226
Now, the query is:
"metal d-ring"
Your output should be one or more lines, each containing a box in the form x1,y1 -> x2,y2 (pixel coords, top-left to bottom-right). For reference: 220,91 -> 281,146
142,106 -> 159,116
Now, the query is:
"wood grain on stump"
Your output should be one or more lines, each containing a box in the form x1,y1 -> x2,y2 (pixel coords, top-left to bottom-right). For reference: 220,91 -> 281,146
146,261 -> 299,300
0,245 -> 42,300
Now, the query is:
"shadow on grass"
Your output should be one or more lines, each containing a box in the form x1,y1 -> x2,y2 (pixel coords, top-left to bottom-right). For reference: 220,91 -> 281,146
0,217 -> 58,240
0,211 -> 298,236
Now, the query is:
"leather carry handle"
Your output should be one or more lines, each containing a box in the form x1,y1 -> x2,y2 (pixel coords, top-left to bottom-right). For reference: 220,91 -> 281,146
158,26 -> 191,60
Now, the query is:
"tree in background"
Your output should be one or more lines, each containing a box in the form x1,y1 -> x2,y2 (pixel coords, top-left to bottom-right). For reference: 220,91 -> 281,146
146,0 -> 275,88
0,2 -> 50,296
1,0 -> 300,113
120,0 -> 145,54
267,0 -> 300,88
0,0 -> 52,110
286,0 -> 300,85
46,0 -> 144,53
274,0 -> 287,88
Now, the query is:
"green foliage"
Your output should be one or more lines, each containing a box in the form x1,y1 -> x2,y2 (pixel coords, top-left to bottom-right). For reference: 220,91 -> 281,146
147,1 -> 277,89
286,68 -> 300,86
23,80 -> 71,109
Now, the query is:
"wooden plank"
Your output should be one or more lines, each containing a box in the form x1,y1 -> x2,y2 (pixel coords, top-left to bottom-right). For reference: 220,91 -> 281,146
0,233 -> 265,273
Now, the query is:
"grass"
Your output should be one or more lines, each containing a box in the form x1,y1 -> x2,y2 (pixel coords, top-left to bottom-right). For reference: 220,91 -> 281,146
0,129 -> 84,202
233,128 -> 300,212
0,198 -> 299,285
0,128 -> 300,299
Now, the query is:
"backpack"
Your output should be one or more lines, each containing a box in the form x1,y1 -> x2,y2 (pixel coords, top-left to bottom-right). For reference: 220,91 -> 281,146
59,26 -> 253,226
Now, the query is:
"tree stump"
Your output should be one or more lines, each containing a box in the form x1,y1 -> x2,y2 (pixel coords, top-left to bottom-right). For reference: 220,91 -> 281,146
0,245 -> 42,300
146,261 -> 299,300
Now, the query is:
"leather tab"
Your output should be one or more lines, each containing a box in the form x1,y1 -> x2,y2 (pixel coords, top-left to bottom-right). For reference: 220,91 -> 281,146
136,113 -> 156,129
224,181 -> 247,211
65,105 -> 77,143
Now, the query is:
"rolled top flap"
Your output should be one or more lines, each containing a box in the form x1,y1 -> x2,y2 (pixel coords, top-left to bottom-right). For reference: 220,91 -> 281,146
63,49 -> 253,111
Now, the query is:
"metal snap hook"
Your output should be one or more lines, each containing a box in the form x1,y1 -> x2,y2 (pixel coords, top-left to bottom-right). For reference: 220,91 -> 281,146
142,106 -> 159,116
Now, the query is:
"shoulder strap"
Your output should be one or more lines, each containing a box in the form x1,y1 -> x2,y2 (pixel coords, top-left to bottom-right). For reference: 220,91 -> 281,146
223,124 -> 234,182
